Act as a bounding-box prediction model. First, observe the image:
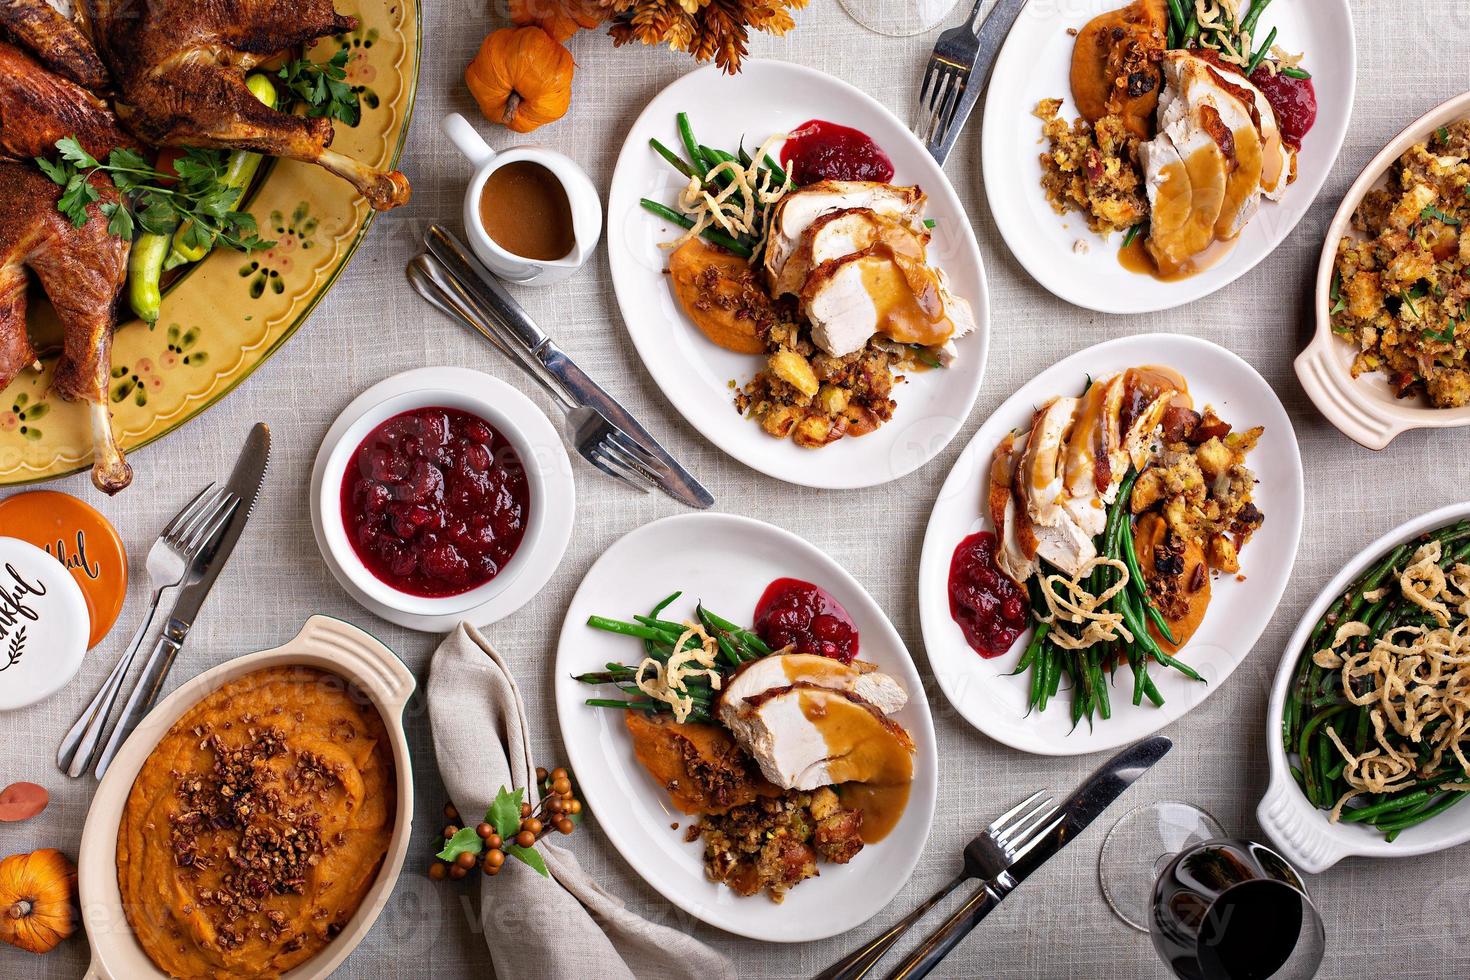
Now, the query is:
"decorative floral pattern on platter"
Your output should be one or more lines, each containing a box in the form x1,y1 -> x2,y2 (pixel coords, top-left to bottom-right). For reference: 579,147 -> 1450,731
0,0 -> 420,486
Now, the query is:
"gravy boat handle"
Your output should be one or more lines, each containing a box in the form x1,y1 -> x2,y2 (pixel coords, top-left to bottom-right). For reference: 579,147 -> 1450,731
443,112 -> 496,167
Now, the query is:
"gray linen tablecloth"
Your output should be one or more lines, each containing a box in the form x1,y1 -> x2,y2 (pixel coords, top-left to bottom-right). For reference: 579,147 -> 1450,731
4,2 -> 1467,977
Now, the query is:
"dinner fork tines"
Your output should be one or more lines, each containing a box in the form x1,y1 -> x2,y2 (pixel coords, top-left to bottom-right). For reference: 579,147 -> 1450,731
406,254 -> 666,494
913,0 -> 1031,165
815,790 -> 1061,980
57,484 -> 238,778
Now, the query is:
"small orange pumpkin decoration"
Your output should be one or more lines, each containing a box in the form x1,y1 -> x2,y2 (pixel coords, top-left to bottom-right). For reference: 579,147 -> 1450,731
465,26 -> 575,134
509,0 -> 605,43
0,849 -> 77,955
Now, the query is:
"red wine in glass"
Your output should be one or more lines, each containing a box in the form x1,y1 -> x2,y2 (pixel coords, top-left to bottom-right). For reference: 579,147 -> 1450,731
1150,839 -> 1325,980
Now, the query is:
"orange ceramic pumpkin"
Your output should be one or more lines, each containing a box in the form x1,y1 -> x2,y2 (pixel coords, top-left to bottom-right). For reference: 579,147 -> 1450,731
0,849 -> 77,955
509,0 -> 605,43
465,26 -> 575,133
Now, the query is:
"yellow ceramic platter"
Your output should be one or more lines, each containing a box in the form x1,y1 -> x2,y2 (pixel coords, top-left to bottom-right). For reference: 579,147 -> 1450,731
0,0 -> 420,486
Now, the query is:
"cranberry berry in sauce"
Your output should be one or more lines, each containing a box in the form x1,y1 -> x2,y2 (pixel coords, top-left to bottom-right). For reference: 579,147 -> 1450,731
1249,66 -> 1316,148
780,119 -> 895,186
948,532 -> 1030,658
341,407 -> 529,598
753,578 -> 860,663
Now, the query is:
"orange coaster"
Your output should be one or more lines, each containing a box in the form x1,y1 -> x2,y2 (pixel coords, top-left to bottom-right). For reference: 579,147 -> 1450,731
0,491 -> 127,649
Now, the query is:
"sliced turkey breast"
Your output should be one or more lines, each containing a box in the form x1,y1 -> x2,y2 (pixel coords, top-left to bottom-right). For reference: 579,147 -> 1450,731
1061,376 -> 1122,538
1019,397 -> 1079,528
773,207 -> 914,298
720,684 -> 915,792
990,431 -> 1037,585
1012,401 -> 1096,578
1143,57 -> 1230,274
720,654 -> 909,718
800,244 -> 971,358
763,181 -> 926,291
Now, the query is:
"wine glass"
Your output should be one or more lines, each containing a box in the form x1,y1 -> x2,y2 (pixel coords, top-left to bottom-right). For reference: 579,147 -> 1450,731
837,0 -> 962,37
1149,839 -> 1326,980
1099,800 -> 1226,931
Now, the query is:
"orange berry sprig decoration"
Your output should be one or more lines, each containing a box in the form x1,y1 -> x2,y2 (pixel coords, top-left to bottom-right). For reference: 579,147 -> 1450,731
429,768 -> 582,881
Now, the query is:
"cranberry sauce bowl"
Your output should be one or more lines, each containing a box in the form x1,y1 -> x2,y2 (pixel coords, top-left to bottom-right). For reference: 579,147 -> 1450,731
340,406 -> 530,598
315,381 -> 551,621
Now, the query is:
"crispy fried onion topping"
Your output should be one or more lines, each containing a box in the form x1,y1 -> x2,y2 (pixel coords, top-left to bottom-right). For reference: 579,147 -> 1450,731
1320,612 -> 1470,821
634,622 -> 723,724
1401,540 -> 1454,625
1037,557 -> 1133,651
663,133 -> 792,259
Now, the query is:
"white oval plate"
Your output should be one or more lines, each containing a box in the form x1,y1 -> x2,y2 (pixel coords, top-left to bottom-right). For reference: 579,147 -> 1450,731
917,334 -> 1304,756
554,513 -> 938,941
982,0 -> 1356,313
607,60 -> 990,488
1259,501 -> 1470,874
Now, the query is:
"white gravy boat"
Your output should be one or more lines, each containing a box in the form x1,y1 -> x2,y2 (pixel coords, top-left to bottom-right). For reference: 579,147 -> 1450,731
442,112 -> 602,286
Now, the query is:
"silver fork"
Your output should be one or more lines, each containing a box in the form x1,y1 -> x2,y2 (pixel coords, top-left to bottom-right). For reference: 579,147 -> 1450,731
913,0 -> 1030,165
56,485 -> 239,778
407,254 -> 665,492
815,790 -> 1062,980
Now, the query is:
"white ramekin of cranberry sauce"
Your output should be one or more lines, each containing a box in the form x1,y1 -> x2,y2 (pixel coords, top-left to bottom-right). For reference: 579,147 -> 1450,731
311,368 -> 573,630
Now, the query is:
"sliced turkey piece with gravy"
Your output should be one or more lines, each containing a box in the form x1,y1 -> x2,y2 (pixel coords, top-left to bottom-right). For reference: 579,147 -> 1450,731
990,430 -> 1038,585
762,180 -> 926,292
1015,397 -> 1096,578
719,683 -> 915,792
1142,52 -> 1265,274
720,654 -> 909,718
1061,375 -> 1124,538
776,207 -> 922,299
799,243 -> 976,358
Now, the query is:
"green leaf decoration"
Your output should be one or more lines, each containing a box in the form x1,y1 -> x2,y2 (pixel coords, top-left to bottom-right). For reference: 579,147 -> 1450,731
435,826 -> 484,863
488,786 -> 523,841
505,844 -> 549,878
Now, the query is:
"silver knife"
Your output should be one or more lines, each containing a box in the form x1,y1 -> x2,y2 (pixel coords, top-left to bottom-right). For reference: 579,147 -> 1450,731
424,224 -> 715,510
887,735 -> 1172,979
928,0 -> 1030,165
93,423 -> 271,778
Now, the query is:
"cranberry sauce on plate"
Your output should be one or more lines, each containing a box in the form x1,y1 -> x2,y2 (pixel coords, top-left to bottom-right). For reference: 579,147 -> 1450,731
780,119 -> 895,186
340,407 -> 529,598
948,532 -> 1030,658
753,577 -> 860,663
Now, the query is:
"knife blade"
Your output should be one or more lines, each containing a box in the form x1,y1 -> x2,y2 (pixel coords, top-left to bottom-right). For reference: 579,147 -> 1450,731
886,736 -> 1172,980
424,224 -> 715,510
93,423 -> 271,778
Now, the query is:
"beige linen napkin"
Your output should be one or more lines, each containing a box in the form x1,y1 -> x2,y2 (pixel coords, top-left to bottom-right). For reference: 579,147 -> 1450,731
428,623 -> 736,980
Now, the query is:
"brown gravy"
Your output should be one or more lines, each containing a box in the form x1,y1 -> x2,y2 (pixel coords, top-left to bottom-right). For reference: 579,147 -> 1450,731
798,689 -> 913,843
1118,232 -> 1238,282
479,160 -> 575,261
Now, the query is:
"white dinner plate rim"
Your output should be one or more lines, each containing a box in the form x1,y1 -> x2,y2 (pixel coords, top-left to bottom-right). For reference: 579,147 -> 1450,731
607,58 -> 991,489
554,512 -> 939,941
918,333 -> 1305,756
980,0 -> 1358,314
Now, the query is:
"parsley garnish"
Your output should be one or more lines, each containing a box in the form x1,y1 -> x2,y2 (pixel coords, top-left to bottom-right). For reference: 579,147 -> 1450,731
1423,323 -> 1456,343
1437,126 -> 1451,144
1330,271 -> 1347,315
1421,205 -> 1460,226
278,48 -> 360,127
35,136 -> 272,251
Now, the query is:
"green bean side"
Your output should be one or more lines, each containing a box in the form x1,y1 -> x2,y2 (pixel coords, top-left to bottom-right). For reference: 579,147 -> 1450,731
577,591 -> 774,721
1023,466 -> 1204,728
1282,520 -> 1470,838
